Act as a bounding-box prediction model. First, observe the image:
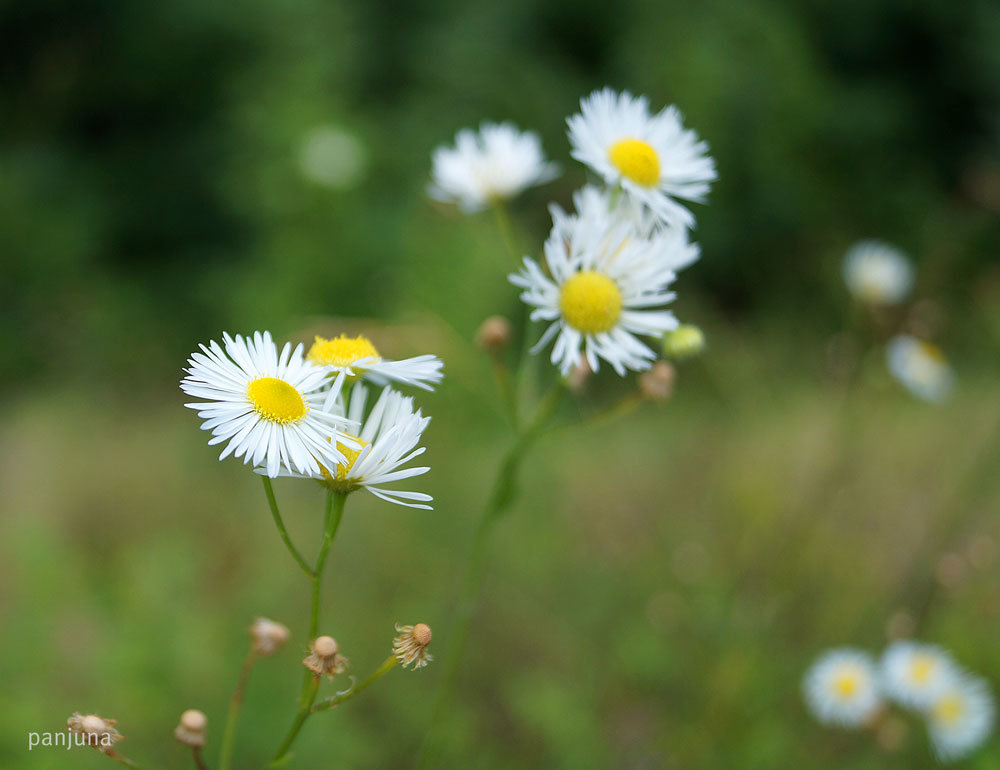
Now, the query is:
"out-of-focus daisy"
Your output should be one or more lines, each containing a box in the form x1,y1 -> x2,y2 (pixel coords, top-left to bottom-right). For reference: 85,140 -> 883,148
886,335 -> 955,403
307,334 -> 443,391
428,122 -> 559,213
881,641 -> 958,710
298,125 -> 367,190
567,88 -> 716,229
181,331 -> 357,478
510,204 -> 684,376
926,673 -> 995,762
268,383 -> 433,509
842,240 -> 914,305
562,185 -> 701,270
803,649 -> 883,727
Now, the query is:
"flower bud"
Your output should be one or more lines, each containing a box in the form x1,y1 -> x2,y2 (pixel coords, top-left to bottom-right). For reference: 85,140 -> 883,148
174,709 -> 207,748
565,356 -> 592,393
639,361 -> 675,402
393,623 -> 434,670
250,617 -> 290,656
663,324 -> 706,361
304,635 -> 349,680
476,316 -> 512,353
67,713 -> 123,753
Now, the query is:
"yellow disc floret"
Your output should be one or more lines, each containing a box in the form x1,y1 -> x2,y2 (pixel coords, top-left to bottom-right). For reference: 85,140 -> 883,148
247,377 -> 307,424
609,138 -> 661,187
307,334 -> 380,368
832,670 -> 860,699
318,435 -> 368,492
909,655 -> 936,685
559,271 -> 623,334
933,694 -> 965,726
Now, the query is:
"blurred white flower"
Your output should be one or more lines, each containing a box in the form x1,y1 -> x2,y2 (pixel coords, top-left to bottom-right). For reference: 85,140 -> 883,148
428,122 -> 559,212
267,383 -> 433,509
803,649 -> 883,727
881,641 -> 959,710
510,200 -> 684,376
842,240 -> 914,304
181,331 -> 358,478
926,673 -> 995,762
307,334 -> 443,391
567,88 -> 716,229
298,125 -> 367,190
886,335 -> 954,403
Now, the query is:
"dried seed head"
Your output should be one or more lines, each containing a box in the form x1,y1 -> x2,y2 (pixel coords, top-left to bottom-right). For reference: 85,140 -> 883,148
304,636 -> 349,680
476,316 -> 512,353
174,709 -> 207,748
250,617 -> 290,656
67,713 -> 123,754
663,324 -> 706,361
393,623 -> 434,670
639,361 -> 675,402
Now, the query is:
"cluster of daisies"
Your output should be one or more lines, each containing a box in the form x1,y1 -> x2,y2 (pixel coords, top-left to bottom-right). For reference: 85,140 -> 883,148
180,330 -> 443,508
430,87 -> 714,377
842,240 -> 955,403
804,641 -> 995,761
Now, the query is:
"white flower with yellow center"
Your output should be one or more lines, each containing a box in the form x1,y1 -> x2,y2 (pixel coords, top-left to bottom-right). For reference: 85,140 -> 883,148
307,334 -> 443,391
926,674 -> 994,762
803,649 -> 883,727
843,240 -> 914,304
181,331 -> 358,478
510,205 -> 683,376
881,641 -> 958,710
429,122 -> 559,213
268,383 -> 433,509
886,335 -> 955,403
567,88 -> 716,229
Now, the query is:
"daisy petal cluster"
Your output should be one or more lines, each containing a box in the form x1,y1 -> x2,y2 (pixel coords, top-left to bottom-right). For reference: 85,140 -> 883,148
429,122 -> 559,212
804,640 -> 995,762
843,240 -> 914,305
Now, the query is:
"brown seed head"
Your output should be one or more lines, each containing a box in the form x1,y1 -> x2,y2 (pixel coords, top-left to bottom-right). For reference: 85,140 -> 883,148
639,361 -> 675,402
174,709 -> 207,748
476,316 -> 512,353
314,635 -> 338,657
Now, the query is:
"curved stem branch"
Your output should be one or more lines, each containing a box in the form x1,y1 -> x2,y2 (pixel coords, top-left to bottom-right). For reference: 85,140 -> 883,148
262,477 -> 314,579
313,656 -> 399,713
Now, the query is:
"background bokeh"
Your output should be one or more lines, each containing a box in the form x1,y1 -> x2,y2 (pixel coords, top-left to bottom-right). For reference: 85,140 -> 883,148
2,0 -> 1000,767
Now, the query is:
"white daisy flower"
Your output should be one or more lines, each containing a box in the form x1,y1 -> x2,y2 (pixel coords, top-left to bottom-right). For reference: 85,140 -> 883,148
886,335 -> 955,403
307,334 -> 443,391
803,648 -> 883,728
881,641 -> 959,710
510,202 -> 684,376
268,383 -> 433,510
181,331 -> 358,479
428,122 -> 559,213
567,88 -> 716,229
843,240 -> 914,304
927,673 -> 995,762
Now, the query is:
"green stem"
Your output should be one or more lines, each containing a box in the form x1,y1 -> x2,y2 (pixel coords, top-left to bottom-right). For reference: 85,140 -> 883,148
491,201 -> 521,264
190,748 -> 208,770
218,650 -> 256,770
107,752 -> 142,770
270,491 -> 347,767
262,477 -> 314,579
313,656 -> 399,712
491,358 -> 520,430
417,383 -> 565,768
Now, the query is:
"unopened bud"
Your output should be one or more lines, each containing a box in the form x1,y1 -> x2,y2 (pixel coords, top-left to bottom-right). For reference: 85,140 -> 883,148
250,617 -> 290,656
639,361 -> 675,402
565,356 -> 592,393
663,325 -> 706,361
393,623 -> 434,669
304,635 -> 349,680
174,709 -> 207,748
476,316 -> 512,353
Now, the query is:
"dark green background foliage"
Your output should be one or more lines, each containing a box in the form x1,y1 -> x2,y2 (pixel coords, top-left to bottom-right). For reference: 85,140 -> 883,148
2,1 -> 1000,769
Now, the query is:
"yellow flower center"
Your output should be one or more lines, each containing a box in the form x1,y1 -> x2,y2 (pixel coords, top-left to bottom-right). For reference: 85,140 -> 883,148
917,341 -> 946,364
609,138 -> 661,187
933,694 -> 964,726
909,655 -> 936,685
308,334 -> 380,367
559,271 -> 623,334
833,670 -> 860,699
319,435 -> 368,492
246,377 -> 307,424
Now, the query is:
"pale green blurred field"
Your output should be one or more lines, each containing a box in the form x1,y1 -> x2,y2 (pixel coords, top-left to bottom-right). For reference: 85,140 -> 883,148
2,318 -> 999,769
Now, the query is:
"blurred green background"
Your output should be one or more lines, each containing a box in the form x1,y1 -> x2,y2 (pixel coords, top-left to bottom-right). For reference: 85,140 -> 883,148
2,0 -> 1000,767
